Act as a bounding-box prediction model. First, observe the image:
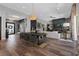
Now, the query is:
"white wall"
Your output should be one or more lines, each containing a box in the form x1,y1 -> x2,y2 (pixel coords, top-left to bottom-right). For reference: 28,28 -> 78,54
0,6 -> 7,40
0,14 -> 6,40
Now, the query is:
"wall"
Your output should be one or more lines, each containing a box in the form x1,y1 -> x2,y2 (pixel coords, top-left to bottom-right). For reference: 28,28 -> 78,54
0,7 -> 6,40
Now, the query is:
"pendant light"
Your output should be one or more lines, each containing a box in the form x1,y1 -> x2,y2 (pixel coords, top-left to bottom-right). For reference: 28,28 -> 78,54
29,3 -> 37,20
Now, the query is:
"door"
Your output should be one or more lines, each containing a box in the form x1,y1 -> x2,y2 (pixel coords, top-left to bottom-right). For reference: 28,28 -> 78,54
0,17 -> 1,40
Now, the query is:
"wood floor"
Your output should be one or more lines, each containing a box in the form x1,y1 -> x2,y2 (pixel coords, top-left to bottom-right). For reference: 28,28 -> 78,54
0,34 -> 77,56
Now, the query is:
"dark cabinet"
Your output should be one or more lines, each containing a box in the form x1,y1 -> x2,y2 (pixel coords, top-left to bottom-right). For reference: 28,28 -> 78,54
20,32 -> 46,45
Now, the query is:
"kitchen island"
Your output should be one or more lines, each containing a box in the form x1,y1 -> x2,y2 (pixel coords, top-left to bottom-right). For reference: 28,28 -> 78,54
20,32 -> 46,45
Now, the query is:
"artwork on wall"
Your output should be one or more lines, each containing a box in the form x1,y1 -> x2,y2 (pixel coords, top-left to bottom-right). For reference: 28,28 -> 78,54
47,24 -> 53,31
6,22 -> 15,34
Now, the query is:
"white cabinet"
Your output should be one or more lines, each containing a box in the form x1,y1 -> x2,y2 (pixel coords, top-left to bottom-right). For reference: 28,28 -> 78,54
46,31 -> 60,39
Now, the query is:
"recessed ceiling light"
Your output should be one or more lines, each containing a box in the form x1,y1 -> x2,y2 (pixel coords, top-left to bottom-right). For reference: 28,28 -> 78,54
57,8 -> 60,10
22,6 -> 26,8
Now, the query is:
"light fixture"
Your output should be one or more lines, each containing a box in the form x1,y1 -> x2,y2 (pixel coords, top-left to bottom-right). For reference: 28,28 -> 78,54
22,6 -> 26,9
29,15 -> 37,20
29,3 -> 37,20
57,8 -> 60,10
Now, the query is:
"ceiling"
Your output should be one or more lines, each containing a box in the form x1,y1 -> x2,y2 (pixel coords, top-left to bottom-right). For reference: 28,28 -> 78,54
0,3 -> 73,21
